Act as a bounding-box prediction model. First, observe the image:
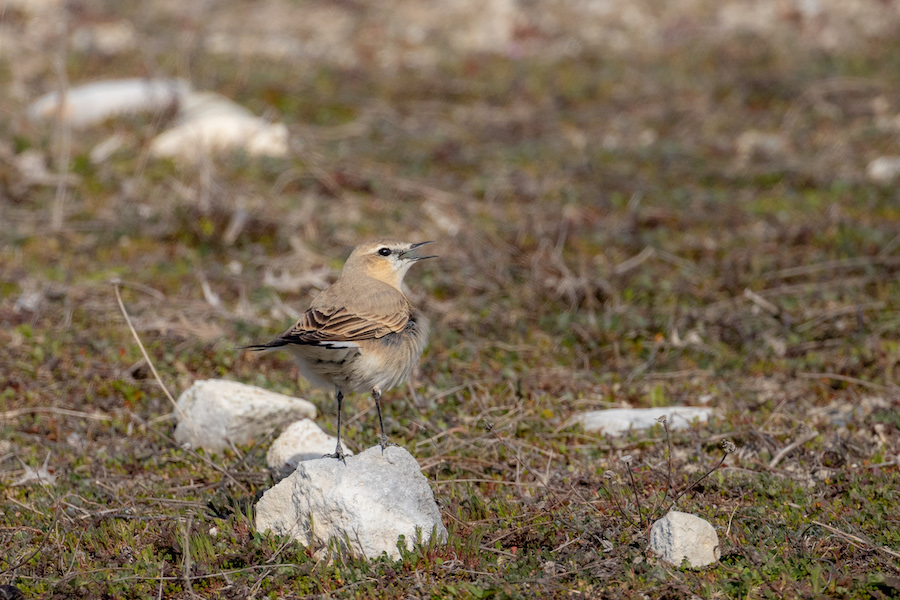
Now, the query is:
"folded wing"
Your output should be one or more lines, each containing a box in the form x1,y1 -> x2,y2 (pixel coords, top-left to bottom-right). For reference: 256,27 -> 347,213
278,305 -> 409,345
244,277 -> 412,352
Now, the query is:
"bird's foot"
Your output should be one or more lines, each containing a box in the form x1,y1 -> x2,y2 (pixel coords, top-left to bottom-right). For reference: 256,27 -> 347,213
378,437 -> 395,453
324,449 -> 347,464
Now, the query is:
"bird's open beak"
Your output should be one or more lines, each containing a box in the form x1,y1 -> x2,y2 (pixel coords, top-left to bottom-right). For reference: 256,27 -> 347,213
401,241 -> 437,261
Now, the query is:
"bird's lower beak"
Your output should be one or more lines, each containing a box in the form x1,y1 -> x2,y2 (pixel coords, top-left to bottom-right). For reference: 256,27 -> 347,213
401,241 -> 437,261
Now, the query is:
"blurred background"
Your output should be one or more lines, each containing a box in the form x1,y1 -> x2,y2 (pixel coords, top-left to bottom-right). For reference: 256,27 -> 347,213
2,0 -> 900,597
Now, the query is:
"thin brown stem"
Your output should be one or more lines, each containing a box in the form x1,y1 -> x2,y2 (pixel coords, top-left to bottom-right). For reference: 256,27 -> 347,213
625,466 -> 643,527
665,445 -> 730,514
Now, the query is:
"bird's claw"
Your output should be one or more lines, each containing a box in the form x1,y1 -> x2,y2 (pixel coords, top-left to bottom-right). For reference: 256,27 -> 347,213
324,450 -> 347,464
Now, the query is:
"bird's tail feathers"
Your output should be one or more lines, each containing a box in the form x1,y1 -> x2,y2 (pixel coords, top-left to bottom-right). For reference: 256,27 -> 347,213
238,339 -> 360,352
239,341 -> 288,352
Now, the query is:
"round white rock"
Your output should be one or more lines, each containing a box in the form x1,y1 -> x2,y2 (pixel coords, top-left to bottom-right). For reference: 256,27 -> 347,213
650,510 -> 720,568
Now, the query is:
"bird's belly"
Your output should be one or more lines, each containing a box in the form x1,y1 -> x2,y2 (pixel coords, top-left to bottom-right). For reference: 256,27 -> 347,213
348,323 -> 429,393
284,316 -> 428,395
346,349 -> 414,393
285,345 -> 360,391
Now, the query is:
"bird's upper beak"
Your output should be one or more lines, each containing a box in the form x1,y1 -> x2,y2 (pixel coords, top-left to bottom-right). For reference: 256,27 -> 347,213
400,241 -> 437,261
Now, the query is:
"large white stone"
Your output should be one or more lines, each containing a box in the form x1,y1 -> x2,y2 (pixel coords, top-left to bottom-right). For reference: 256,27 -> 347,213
255,445 -> 446,560
28,79 -> 190,128
173,379 -> 316,452
266,418 -> 353,478
650,511 -> 720,568
150,92 -> 289,160
572,406 -> 713,436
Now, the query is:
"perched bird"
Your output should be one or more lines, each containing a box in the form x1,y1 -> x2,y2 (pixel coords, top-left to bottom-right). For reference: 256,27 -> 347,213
245,239 -> 435,461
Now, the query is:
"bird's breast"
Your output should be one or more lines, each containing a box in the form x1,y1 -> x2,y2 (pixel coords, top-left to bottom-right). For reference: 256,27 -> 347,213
351,311 -> 430,393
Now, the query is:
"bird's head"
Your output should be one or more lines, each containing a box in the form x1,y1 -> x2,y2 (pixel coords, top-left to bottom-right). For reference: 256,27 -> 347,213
342,239 -> 436,290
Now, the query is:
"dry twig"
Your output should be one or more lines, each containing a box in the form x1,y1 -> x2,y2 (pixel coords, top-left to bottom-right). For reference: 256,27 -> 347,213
811,520 -> 900,562
768,430 -> 819,469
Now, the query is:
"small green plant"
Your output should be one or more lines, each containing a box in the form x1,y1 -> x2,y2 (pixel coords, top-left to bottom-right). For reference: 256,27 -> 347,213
599,418 -> 737,530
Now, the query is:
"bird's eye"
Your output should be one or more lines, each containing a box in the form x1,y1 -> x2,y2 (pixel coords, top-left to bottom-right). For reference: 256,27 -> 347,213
377,247 -> 392,257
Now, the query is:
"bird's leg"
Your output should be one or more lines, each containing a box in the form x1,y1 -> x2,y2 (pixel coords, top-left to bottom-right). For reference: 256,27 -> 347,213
373,386 -> 392,451
325,388 -> 346,464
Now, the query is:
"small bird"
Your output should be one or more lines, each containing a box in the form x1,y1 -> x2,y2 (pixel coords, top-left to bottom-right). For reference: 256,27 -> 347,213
245,239 -> 435,461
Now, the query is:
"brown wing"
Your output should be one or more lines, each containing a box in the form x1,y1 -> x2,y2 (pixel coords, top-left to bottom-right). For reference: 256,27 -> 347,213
277,304 -> 409,345
245,276 -> 411,351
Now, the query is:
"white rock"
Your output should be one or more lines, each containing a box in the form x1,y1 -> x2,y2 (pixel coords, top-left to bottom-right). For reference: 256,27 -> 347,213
650,511 -> 720,568
174,380 -> 316,452
572,406 -> 713,436
255,445 -> 446,560
867,156 -> 900,183
28,79 -> 191,128
150,92 -> 289,160
266,419 -> 353,477
14,150 -> 80,187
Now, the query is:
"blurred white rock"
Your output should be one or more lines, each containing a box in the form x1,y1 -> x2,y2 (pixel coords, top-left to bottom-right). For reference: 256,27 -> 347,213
12,452 -> 57,487
14,149 -> 79,187
13,278 -> 44,314
867,156 -> 900,183
28,78 -> 190,128
27,79 -> 288,160
571,406 -> 713,436
256,445 -> 446,560
173,379 -> 316,453
149,92 -> 289,160
650,511 -> 720,568
267,418 -> 353,478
